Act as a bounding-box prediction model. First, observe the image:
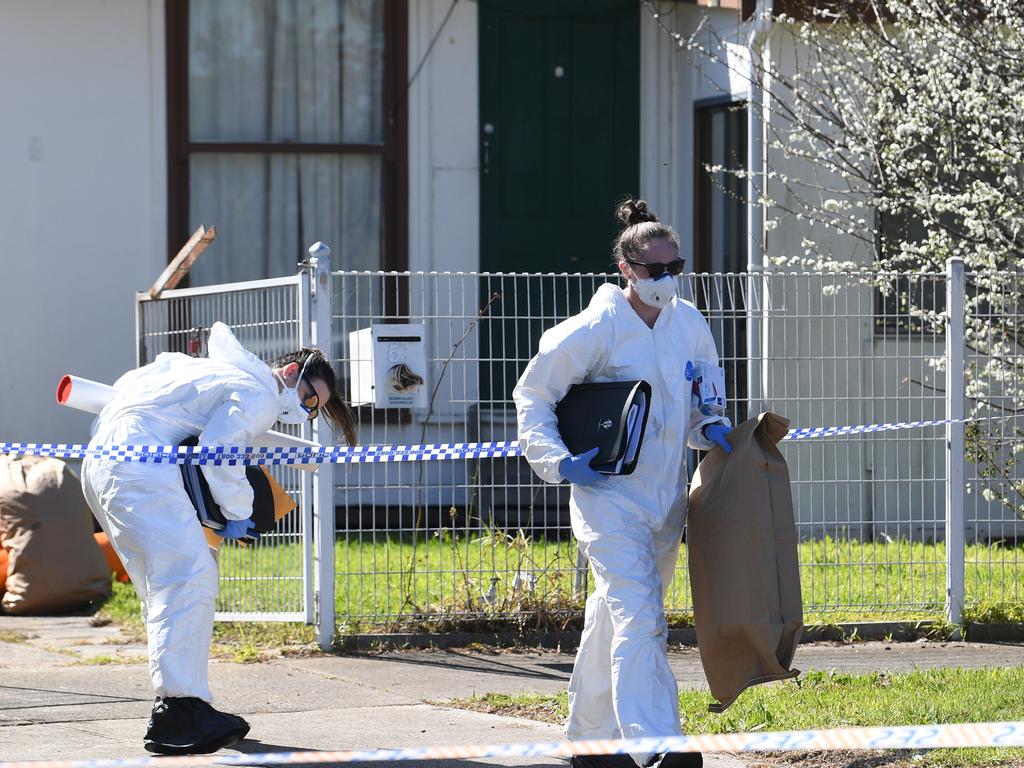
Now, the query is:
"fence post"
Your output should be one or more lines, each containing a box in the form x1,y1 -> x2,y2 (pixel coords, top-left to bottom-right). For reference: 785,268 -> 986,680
945,257 -> 966,628
308,242 -> 337,650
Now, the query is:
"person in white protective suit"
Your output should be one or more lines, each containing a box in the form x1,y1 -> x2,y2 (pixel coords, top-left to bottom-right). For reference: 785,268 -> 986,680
81,321 -> 356,756
513,199 -> 733,768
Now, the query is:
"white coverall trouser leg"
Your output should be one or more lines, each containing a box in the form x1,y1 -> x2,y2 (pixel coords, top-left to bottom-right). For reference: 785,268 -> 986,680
566,507 -> 685,765
83,443 -> 219,703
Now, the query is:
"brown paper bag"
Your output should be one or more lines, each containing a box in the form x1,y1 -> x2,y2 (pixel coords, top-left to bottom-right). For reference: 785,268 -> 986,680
0,455 -> 111,614
687,412 -> 803,712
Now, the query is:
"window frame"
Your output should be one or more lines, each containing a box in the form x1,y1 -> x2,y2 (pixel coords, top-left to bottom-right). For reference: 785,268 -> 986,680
693,97 -> 750,423
693,96 -> 747,275
164,0 -> 408,274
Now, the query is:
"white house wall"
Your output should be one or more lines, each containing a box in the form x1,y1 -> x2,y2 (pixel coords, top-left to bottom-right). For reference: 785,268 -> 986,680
640,5 -> 748,245
0,0 -> 167,445
407,0 -> 480,433
342,0 -> 481,509
407,0 -> 479,277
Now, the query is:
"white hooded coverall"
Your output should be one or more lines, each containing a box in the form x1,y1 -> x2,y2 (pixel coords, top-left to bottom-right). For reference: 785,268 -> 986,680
513,283 -> 729,759
82,323 -> 280,703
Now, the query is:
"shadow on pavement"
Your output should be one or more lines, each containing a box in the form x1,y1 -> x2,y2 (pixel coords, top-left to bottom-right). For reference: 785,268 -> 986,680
230,739 -> 565,768
360,650 -> 573,682
0,683 -> 149,711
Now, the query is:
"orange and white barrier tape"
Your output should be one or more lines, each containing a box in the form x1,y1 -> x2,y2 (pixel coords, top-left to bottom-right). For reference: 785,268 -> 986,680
2,721 -> 1023,768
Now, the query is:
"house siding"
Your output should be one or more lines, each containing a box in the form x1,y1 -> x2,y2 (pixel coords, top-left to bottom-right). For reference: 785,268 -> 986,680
0,0 -> 167,444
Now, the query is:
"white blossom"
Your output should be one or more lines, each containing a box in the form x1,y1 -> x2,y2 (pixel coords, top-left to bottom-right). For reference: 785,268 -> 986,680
689,0 -> 1024,519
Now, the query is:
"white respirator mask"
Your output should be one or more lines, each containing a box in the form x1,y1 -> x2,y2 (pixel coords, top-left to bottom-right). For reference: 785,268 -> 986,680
631,274 -> 678,309
275,355 -> 315,425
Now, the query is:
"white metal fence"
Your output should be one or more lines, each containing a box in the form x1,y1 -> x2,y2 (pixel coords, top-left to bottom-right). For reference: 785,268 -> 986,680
135,253 -> 1024,636
135,267 -> 333,624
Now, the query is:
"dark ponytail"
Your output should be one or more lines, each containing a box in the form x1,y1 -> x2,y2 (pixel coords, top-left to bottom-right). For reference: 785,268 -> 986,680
615,198 -> 659,228
612,197 -> 680,265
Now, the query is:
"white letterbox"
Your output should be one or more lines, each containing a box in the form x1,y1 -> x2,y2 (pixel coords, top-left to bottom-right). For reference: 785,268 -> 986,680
348,323 -> 428,408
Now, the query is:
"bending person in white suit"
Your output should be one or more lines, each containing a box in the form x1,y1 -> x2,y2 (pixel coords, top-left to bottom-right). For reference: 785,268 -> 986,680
81,321 -> 356,756
513,199 -> 732,768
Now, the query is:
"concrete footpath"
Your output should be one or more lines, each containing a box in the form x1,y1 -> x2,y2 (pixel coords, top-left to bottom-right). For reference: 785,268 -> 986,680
2,615 -> 1023,767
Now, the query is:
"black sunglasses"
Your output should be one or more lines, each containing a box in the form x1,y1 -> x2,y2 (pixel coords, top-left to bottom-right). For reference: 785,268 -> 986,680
624,256 -> 686,279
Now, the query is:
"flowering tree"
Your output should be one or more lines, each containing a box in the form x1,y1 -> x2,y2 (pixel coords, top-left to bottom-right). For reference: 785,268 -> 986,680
689,0 -> 1024,518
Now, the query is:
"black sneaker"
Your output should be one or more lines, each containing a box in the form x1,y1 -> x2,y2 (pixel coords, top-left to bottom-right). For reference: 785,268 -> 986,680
644,752 -> 703,768
144,697 -> 250,755
570,754 -> 638,768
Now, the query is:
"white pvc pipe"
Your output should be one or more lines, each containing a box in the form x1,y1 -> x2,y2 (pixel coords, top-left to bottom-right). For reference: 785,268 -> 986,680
56,373 -> 321,472
56,375 -> 115,414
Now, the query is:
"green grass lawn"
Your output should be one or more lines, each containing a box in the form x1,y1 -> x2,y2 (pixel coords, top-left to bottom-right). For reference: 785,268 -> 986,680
99,534 -> 1024,645
451,667 -> 1024,767
207,534 -> 1024,630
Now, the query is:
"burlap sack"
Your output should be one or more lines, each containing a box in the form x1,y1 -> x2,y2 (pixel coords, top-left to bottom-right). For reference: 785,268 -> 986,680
687,412 -> 803,712
0,455 -> 111,614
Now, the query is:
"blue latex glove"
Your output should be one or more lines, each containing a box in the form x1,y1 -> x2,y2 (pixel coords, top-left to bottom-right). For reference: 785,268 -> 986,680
703,423 -> 733,454
559,446 -> 603,486
221,517 -> 261,542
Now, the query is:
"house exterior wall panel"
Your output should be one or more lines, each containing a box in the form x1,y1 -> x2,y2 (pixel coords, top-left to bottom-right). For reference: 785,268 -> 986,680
0,0 -> 166,444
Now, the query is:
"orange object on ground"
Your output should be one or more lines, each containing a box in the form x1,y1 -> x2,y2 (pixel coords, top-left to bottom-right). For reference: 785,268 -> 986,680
0,547 -> 7,593
93,532 -> 130,583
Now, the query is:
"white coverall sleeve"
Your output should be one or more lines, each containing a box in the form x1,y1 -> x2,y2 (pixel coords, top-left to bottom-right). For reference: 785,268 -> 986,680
686,320 -> 732,451
199,391 -> 265,521
513,323 -> 601,484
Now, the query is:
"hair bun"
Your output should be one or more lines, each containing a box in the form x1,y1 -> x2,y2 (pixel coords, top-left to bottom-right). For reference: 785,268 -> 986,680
616,198 -> 658,228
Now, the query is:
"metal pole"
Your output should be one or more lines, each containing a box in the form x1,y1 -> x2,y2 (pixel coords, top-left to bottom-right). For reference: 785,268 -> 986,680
945,257 -> 965,628
308,242 -> 337,650
573,547 -> 588,599
297,265 -> 316,626
746,0 -> 773,419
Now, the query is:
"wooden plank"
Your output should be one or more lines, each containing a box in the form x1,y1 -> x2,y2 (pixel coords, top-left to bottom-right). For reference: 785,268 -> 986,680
148,225 -> 216,299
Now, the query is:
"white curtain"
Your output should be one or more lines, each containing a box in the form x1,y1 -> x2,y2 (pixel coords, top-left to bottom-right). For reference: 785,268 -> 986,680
187,0 -> 383,285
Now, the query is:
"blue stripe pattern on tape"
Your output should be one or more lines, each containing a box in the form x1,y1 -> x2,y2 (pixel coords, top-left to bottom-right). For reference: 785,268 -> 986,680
0,416 -> 1014,466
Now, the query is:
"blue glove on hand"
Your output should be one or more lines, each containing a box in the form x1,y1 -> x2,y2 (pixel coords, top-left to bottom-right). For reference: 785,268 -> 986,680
704,423 -> 733,454
559,446 -> 603,487
221,517 -> 261,541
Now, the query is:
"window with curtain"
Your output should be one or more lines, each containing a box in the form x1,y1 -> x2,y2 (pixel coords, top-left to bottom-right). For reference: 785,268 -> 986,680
167,0 -> 405,285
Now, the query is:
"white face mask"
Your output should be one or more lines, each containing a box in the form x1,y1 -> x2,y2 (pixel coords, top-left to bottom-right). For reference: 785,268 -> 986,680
631,274 -> 677,309
275,356 -> 314,425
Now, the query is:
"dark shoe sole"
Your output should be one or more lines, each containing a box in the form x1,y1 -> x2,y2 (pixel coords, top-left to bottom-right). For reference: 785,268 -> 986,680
144,726 -> 245,756
653,753 -> 703,768
570,754 -> 639,768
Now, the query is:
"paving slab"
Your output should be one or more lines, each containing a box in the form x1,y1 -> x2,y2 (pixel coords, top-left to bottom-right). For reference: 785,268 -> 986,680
2,613 -> 1021,767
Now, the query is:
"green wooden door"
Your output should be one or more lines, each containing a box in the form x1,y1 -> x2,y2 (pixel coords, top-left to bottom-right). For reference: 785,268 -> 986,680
480,0 -> 640,274
478,1 -> 640,408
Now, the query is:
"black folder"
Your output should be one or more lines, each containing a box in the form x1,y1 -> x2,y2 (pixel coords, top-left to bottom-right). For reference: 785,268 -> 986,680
555,380 -> 652,475
179,436 -> 277,537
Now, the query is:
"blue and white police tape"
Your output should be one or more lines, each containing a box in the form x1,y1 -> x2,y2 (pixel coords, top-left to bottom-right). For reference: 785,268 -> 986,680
0,414 -> 1016,466
0,441 -> 523,466
1,721 -> 1023,768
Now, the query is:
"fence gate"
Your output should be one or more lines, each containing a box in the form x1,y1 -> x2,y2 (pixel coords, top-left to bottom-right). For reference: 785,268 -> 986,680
135,273 -> 319,622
